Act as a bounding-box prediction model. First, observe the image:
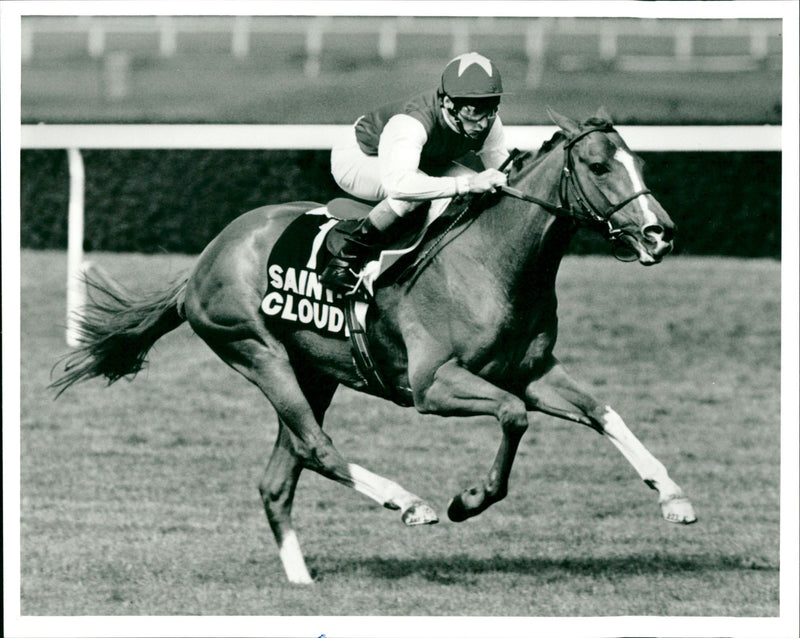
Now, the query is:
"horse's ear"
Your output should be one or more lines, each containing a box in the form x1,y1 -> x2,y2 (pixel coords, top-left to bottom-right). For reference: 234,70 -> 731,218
546,107 -> 581,136
595,106 -> 613,125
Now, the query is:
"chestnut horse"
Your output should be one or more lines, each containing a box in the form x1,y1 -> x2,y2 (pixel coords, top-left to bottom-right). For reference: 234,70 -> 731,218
53,109 -> 696,584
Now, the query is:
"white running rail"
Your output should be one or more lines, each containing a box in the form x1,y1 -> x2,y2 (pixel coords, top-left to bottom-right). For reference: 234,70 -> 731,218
20,123 -> 782,346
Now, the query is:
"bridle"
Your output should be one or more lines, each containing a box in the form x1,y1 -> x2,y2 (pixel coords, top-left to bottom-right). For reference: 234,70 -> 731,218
499,124 -> 652,261
414,123 -> 654,281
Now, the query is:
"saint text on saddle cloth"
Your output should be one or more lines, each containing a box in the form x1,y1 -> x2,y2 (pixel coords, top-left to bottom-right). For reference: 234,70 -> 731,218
51,109 -> 695,585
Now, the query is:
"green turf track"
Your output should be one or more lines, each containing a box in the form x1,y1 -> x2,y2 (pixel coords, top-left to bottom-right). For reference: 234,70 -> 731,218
19,250 -> 779,617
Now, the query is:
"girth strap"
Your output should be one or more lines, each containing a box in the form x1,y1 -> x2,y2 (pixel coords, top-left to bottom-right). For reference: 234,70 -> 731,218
344,298 -> 411,406
345,298 -> 387,392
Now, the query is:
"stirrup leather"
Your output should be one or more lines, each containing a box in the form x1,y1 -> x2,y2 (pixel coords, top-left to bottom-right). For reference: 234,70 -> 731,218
320,218 -> 385,293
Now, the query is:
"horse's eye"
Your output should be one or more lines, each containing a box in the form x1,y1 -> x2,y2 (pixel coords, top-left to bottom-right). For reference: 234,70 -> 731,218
589,162 -> 609,176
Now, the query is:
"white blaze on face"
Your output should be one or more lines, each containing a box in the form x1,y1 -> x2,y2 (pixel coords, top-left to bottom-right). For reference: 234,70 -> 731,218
613,148 -> 660,228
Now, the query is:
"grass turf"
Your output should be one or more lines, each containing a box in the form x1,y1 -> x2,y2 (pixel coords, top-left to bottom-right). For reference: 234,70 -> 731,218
18,249 -> 780,617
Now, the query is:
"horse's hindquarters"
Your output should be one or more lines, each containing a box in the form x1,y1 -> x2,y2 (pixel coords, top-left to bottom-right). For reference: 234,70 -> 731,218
184,203 -> 317,338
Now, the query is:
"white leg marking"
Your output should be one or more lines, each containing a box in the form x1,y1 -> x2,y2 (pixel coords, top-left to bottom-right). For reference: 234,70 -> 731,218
600,407 -> 696,523
279,530 -> 313,584
614,148 -> 660,227
599,407 -> 680,496
347,463 -> 420,511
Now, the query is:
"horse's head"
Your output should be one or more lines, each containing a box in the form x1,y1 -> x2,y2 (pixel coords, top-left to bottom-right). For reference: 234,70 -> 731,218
547,108 -> 676,265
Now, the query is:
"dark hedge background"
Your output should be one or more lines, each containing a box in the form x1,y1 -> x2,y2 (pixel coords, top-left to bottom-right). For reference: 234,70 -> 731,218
20,149 -> 780,258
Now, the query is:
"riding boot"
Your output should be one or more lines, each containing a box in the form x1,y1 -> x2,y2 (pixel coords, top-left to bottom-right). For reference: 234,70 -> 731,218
319,216 -> 387,293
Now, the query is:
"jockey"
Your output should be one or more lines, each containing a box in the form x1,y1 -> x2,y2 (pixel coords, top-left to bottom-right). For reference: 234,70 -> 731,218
321,51 -> 510,292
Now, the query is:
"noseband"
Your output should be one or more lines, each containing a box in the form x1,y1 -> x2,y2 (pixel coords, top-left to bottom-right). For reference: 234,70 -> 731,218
500,124 -> 651,260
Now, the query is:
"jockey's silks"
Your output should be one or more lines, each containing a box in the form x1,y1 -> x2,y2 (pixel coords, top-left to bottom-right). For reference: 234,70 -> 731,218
354,90 -> 494,174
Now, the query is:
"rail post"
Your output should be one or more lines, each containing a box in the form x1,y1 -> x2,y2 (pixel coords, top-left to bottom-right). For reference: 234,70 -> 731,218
451,22 -> 469,58
157,16 -> 177,57
378,20 -> 397,61
87,19 -> 105,58
525,19 -> 548,88
232,16 -> 251,59
304,17 -> 328,78
66,148 -> 86,348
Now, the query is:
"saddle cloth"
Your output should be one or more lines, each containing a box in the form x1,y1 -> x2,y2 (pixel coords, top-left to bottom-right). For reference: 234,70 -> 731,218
261,197 -> 454,338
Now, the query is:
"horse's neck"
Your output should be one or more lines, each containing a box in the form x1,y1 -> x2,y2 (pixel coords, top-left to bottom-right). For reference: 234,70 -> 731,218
474,145 -> 574,290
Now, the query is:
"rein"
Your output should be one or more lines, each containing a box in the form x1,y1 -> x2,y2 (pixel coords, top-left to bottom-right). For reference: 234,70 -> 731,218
501,124 -> 651,261
351,123 -> 652,400
402,122 -> 650,286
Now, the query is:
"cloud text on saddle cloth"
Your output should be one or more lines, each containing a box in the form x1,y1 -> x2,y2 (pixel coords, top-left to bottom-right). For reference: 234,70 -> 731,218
261,265 -> 346,335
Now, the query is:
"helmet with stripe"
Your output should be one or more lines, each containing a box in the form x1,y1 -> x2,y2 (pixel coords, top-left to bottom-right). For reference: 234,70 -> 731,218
440,52 -> 505,99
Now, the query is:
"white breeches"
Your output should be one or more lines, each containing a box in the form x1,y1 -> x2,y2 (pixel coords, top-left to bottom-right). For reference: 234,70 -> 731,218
330,126 -> 465,218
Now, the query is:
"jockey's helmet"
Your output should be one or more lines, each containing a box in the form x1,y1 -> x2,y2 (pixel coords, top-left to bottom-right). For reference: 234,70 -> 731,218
440,52 -> 505,100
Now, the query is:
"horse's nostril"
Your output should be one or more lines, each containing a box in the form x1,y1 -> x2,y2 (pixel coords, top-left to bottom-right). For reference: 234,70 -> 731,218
642,224 -> 669,244
648,223 -> 675,243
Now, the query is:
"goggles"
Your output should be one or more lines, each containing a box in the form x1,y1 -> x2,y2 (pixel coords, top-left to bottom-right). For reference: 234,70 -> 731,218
457,105 -> 498,125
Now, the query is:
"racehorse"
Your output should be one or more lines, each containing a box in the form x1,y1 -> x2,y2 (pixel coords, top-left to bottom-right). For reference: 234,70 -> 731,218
52,108 -> 697,585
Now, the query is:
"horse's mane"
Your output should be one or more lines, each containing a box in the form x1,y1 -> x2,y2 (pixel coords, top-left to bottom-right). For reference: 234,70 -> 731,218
534,130 -> 566,160
534,116 -> 611,159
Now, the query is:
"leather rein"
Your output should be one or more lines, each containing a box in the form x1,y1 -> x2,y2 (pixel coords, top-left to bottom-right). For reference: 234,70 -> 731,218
499,124 -> 651,260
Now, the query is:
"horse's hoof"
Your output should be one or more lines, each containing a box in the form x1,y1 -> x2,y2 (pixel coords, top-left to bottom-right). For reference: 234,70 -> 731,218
660,494 -> 698,525
288,574 -> 315,586
447,496 -> 470,523
402,501 -> 439,526
447,485 -> 491,523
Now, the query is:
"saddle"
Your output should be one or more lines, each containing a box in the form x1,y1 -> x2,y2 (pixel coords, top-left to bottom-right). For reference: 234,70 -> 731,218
323,198 -> 431,282
262,194 -> 479,403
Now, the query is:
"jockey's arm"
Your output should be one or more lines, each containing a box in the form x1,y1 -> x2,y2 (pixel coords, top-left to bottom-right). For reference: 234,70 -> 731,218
378,114 -> 503,202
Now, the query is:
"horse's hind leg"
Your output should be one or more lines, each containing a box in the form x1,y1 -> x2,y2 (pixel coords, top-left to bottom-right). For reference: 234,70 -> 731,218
261,418 -> 313,584
262,416 -> 437,584
200,333 -> 437,580
260,373 -> 336,584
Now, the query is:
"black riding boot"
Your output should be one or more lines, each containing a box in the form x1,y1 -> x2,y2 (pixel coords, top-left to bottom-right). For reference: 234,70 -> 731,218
319,217 -> 386,293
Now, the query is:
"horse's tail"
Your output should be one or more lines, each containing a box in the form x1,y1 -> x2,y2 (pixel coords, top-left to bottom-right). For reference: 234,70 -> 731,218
51,265 -> 189,397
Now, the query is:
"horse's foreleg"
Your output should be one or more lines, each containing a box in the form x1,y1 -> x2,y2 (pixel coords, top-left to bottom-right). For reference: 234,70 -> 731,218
413,359 -> 530,522
524,358 -> 697,524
